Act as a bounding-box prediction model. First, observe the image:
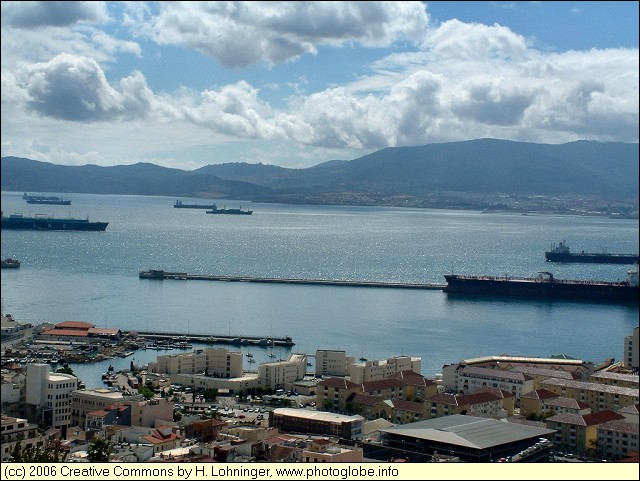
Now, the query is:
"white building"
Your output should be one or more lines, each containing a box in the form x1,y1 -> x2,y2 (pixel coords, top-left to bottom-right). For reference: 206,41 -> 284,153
624,326 -> 639,372
348,355 -> 422,384
25,363 -> 77,432
149,347 -> 243,378
456,366 -> 535,405
258,353 -> 307,390
315,350 -> 351,377
168,353 -> 308,393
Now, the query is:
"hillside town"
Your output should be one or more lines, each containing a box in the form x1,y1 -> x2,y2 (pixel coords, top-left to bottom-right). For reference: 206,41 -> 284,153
1,313 -> 638,463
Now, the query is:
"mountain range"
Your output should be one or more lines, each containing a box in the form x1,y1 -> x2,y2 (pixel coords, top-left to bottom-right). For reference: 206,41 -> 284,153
2,138 -> 638,213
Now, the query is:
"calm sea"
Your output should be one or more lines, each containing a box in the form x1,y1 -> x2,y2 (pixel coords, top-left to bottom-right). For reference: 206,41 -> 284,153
1,191 -> 638,385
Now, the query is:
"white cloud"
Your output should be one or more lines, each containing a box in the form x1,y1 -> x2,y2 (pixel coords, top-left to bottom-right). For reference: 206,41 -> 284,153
131,1 -> 430,68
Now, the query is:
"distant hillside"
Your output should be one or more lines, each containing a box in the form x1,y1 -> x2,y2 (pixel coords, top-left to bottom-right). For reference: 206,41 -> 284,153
2,139 -> 638,212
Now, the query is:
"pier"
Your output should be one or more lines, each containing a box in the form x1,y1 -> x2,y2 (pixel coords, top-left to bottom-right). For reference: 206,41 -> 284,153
139,270 -> 446,290
129,331 -> 295,347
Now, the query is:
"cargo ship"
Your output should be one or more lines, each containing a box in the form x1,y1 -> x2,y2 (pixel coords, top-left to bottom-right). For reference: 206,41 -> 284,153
174,200 -> 216,209
206,205 -> 253,215
443,266 -> 639,303
545,240 -> 638,264
23,193 -> 72,205
1,212 -> 108,231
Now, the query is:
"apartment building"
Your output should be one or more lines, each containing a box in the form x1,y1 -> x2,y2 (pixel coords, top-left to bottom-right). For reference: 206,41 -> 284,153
149,347 -> 243,378
25,363 -> 77,433
302,438 -> 363,462
457,366 -> 534,404
540,378 -> 639,413
348,356 -> 422,384
597,418 -> 639,459
1,415 -> 47,461
588,371 -> 639,389
71,387 -> 142,427
546,411 -> 624,455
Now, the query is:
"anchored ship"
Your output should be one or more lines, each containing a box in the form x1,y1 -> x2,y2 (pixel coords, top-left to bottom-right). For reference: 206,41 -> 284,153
1,212 -> 108,231
443,266 -> 639,303
545,240 -> 638,264
174,200 -> 217,209
23,193 -> 71,205
206,205 -> 253,215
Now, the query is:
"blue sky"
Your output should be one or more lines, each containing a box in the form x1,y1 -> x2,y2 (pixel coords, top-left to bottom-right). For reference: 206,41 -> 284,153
1,1 -> 638,170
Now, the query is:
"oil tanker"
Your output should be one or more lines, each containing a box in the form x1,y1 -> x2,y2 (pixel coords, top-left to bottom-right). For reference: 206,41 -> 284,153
545,240 -> 638,264
443,266 -> 638,303
1,212 -> 108,231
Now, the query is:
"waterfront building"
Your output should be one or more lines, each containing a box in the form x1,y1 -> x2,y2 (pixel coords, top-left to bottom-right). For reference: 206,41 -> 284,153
270,408 -> 364,440
545,410 -> 625,456
149,347 -> 243,378
623,327 -> 639,372
315,350 -> 350,377
169,372 -> 261,393
25,363 -> 76,434
539,378 -> 639,413
257,353 -> 307,390
347,355 -> 422,384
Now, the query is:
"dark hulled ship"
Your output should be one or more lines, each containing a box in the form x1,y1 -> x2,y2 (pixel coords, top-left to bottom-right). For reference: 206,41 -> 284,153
443,267 -> 639,303
1,212 -> 108,231
545,240 -> 638,264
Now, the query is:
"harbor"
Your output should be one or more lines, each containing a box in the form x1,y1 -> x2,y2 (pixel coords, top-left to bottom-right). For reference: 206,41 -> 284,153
139,269 -> 446,290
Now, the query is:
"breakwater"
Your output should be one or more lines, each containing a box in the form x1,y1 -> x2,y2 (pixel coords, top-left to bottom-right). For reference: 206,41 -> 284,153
139,269 -> 446,290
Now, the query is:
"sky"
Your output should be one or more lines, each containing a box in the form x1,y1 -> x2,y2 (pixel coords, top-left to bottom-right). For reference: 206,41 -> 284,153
1,1 -> 638,170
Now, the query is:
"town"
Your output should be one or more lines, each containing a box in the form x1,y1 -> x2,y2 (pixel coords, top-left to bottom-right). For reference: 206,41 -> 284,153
1,313 -> 638,463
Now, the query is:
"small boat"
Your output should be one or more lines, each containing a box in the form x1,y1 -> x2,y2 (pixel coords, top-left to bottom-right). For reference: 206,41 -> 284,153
1,258 -> 20,269
248,358 -> 256,363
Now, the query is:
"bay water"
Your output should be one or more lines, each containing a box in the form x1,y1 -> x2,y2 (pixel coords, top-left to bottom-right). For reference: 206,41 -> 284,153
1,191 -> 638,386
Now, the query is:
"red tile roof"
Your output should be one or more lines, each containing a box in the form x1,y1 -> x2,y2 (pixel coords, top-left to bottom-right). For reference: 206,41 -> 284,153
42,329 -> 89,337
55,321 -> 95,330
521,388 -> 558,400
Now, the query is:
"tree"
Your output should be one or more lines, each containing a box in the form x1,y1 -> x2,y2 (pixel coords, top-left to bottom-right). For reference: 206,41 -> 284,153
87,436 -> 112,462
9,439 -> 67,462
138,384 -> 154,400
56,364 -> 75,376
